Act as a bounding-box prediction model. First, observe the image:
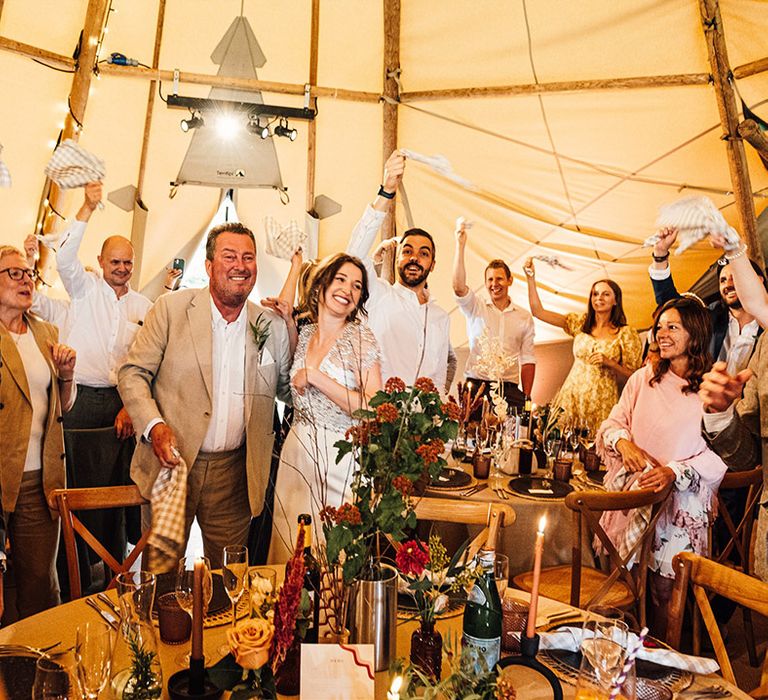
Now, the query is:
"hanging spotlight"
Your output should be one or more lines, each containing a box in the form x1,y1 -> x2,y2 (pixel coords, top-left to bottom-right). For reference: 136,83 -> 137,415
180,111 -> 204,133
274,118 -> 298,141
247,117 -> 271,139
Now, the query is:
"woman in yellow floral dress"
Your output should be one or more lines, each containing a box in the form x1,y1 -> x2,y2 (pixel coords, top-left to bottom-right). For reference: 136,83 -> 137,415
523,259 -> 642,431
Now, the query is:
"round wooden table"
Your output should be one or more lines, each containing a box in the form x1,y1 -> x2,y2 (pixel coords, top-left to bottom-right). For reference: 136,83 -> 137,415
0,583 -> 750,699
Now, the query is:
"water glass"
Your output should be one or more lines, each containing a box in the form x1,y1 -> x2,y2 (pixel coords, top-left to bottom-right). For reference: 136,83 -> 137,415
494,554 -> 509,598
33,651 -> 79,700
579,606 -> 629,693
75,622 -> 112,699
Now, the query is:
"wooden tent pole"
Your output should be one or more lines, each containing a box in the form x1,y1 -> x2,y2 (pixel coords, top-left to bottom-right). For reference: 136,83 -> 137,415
699,0 -> 761,267
129,0 -> 166,285
382,0 -> 400,257
136,0 -> 166,200
305,0 -> 319,212
37,0 -> 109,272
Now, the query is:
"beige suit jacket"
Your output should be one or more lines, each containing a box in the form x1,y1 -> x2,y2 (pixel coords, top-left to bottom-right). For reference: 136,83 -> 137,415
0,314 -> 66,515
117,287 -> 291,516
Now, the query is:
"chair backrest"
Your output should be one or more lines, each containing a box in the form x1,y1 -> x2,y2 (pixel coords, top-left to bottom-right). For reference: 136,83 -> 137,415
413,498 -> 516,558
48,485 -> 150,599
668,551 -> 768,687
563,483 -> 673,621
712,466 -> 763,570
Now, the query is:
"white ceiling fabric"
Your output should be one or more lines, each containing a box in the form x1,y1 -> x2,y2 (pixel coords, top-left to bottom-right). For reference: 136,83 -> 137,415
2,0 -> 768,348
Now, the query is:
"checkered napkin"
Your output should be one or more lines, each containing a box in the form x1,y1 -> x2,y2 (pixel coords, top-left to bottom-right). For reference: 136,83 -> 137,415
602,465 -> 652,566
643,196 -> 741,254
264,217 -> 306,260
147,457 -> 189,574
539,627 -> 720,674
0,144 -> 11,188
44,139 -> 106,189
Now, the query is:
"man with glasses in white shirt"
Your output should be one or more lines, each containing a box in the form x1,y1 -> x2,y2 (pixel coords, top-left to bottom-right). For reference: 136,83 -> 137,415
346,151 -> 451,391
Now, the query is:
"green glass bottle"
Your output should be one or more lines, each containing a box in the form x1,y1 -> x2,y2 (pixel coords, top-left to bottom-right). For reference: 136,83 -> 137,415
462,549 -> 502,673
298,514 -> 321,644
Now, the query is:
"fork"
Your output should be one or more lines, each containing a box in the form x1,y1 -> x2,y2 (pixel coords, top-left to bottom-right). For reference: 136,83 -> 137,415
492,486 -> 509,500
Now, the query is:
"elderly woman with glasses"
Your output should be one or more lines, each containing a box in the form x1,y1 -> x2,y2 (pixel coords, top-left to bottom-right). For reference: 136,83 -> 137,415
0,245 -> 77,619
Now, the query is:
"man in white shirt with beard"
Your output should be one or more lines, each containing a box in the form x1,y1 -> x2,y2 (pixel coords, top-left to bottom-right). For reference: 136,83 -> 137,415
346,151 -> 451,390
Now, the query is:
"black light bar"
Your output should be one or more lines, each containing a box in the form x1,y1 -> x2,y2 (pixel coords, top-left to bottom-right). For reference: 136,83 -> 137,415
167,94 -> 316,121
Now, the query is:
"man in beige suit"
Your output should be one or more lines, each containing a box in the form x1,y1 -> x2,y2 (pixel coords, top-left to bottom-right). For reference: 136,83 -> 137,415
118,223 -> 291,568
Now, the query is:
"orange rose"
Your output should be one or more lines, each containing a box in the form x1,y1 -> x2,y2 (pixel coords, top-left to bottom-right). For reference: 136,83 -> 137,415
226,617 -> 274,670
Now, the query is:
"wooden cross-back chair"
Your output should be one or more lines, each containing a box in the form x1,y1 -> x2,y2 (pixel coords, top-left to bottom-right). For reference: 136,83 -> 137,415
48,485 -> 150,600
693,466 -> 763,664
512,484 -> 673,628
668,551 -> 768,698
412,498 -> 516,558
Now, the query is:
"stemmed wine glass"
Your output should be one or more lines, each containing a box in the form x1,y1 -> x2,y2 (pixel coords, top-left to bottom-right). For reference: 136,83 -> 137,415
223,545 -> 249,627
175,556 -> 213,665
494,554 -> 509,598
75,622 -> 112,699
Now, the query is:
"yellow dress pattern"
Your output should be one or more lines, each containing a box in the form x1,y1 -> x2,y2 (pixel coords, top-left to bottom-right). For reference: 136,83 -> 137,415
552,313 -> 642,432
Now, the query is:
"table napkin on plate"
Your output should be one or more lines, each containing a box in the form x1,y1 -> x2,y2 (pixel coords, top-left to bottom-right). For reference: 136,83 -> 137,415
44,139 -> 106,189
539,626 -> 720,674
147,457 -> 188,574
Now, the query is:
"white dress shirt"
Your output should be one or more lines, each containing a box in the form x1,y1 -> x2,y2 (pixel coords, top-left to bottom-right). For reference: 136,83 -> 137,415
347,205 -> 451,389
455,288 -> 535,383
721,315 -> 759,374
32,220 -> 152,387
199,299 -> 247,453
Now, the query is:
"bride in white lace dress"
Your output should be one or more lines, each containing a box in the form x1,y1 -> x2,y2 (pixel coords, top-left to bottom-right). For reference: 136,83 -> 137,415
268,253 -> 382,563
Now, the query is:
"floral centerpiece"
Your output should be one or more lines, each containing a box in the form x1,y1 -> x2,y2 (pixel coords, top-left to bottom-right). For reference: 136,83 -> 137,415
209,531 -> 310,699
395,534 -> 479,680
393,634 -> 517,700
322,376 -> 460,583
474,328 -> 514,423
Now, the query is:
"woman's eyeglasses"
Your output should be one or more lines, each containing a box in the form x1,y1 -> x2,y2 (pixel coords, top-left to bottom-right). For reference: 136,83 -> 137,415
0,267 -> 37,281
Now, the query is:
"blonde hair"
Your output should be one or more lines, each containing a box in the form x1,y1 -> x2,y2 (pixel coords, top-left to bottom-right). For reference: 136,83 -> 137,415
0,245 -> 23,262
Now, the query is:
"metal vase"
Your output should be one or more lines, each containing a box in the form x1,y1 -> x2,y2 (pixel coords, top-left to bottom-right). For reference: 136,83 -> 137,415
347,563 -> 397,671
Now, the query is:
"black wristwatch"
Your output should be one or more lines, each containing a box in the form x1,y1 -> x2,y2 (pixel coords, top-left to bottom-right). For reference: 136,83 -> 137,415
652,251 -> 670,262
377,185 -> 396,200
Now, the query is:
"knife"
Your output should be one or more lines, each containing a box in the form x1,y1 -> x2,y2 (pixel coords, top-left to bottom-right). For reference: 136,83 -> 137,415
97,592 -> 121,618
85,598 -> 118,630
463,483 -> 489,497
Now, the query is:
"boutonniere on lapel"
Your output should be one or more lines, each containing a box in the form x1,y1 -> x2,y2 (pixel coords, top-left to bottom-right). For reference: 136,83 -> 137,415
249,312 -> 272,364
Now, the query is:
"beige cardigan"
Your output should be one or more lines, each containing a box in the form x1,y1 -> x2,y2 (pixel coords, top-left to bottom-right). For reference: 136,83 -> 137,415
0,314 -> 67,516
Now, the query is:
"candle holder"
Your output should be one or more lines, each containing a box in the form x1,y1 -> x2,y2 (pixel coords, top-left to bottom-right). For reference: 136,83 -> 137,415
495,633 -> 563,700
167,662 -> 223,699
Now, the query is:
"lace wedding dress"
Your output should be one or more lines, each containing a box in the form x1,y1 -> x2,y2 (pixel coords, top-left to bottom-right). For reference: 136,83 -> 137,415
268,321 -> 380,564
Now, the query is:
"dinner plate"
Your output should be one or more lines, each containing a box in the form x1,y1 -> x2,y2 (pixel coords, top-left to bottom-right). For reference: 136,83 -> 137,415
508,476 -> 574,499
153,571 -> 230,616
430,467 -> 472,489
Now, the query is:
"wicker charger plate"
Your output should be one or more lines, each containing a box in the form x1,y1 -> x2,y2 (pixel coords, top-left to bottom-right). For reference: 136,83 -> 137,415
538,644 -> 692,694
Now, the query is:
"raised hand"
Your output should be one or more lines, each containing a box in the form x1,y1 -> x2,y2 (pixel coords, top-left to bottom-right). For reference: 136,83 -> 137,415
83,181 -> 103,211
23,234 -> 39,266
699,361 -> 752,413
382,151 -> 406,193
523,257 -> 536,279
653,226 -> 678,257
